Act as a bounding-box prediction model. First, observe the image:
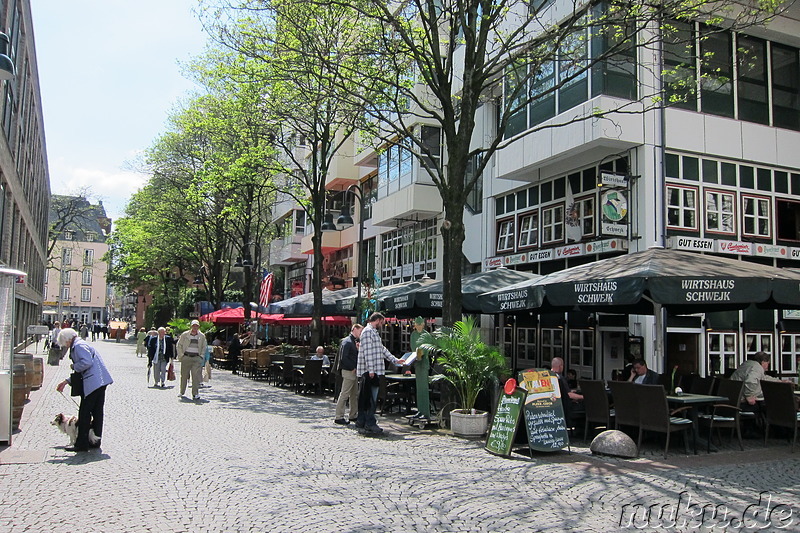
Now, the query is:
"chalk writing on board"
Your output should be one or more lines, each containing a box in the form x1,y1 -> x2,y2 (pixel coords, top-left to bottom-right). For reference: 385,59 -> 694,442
485,387 -> 526,457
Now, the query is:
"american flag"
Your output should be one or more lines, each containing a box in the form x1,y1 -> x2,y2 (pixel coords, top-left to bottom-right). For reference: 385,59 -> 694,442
259,271 -> 274,310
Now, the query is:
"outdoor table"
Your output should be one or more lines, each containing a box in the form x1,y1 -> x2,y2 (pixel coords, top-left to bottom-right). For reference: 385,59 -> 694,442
385,373 -> 417,414
666,393 -> 728,453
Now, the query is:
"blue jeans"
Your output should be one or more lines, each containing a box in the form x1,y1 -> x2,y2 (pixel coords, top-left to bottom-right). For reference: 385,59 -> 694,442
356,373 -> 380,428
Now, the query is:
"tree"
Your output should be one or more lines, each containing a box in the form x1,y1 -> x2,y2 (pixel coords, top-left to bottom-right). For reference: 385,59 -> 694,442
200,0 -> 381,346
312,0 -> 786,325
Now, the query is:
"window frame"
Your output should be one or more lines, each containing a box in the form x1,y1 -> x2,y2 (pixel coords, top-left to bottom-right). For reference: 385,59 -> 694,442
517,211 -> 539,250
703,188 -> 737,235
741,193 -> 771,238
80,288 -> 91,302
496,217 -> 516,253
541,204 -> 565,245
666,184 -> 699,231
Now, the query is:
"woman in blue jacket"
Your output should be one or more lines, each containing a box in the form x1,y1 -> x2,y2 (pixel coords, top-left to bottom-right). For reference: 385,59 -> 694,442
55,328 -> 113,452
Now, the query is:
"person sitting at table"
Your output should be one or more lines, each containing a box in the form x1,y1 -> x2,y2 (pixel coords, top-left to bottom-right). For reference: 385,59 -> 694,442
627,358 -> 659,384
550,357 -> 584,429
730,352 -> 782,415
311,346 -> 331,366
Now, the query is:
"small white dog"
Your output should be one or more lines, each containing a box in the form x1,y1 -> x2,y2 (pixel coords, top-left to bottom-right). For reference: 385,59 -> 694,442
51,413 -> 100,447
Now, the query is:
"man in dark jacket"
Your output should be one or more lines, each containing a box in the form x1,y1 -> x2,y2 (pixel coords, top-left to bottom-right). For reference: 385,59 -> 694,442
333,324 -> 363,425
147,327 -> 175,388
628,358 -> 659,385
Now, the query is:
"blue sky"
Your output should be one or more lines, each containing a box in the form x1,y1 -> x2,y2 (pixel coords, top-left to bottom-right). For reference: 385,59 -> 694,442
31,0 -> 209,222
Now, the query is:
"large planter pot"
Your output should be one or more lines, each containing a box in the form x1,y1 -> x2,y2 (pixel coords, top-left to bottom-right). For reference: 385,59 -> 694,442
450,409 -> 489,438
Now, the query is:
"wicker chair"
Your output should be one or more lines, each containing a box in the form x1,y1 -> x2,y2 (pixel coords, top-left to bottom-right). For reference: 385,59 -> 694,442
697,378 -> 748,452
636,384 -> 694,458
579,379 -> 615,441
608,381 -> 639,435
761,380 -> 800,452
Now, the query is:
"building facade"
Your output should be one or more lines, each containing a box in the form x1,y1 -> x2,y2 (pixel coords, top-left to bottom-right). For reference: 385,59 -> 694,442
43,196 -> 111,326
0,0 -> 50,343
267,1 -> 800,381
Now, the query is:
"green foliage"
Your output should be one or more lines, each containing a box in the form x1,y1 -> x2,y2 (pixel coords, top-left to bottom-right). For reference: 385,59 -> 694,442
417,316 -> 508,412
168,318 -> 216,337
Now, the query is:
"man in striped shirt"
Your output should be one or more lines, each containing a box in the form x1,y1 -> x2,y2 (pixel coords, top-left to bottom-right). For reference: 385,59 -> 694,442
355,313 -> 405,434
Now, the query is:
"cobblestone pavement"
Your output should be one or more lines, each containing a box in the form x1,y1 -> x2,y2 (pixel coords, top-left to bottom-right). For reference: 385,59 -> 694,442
2,339 -> 799,532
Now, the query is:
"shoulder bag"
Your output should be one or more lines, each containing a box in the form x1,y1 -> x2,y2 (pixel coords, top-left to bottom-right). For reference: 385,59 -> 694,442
69,371 -> 84,396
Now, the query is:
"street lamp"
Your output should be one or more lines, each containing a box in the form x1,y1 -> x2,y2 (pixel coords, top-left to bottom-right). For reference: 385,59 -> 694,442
334,183 -> 366,321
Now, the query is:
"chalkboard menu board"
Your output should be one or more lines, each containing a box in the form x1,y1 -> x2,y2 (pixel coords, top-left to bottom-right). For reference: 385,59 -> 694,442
518,369 -> 569,452
485,385 -> 526,457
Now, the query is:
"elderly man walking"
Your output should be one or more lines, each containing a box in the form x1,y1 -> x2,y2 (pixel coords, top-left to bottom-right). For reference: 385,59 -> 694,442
176,320 -> 207,401
355,313 -> 404,434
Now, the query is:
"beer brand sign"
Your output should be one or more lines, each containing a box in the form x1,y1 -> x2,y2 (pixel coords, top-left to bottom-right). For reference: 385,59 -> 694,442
717,240 -> 753,255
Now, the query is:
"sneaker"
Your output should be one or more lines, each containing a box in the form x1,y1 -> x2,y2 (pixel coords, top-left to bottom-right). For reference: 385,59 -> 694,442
364,425 -> 384,434
334,418 -> 349,425
178,393 -> 185,398
192,395 -> 200,401
160,382 -> 165,388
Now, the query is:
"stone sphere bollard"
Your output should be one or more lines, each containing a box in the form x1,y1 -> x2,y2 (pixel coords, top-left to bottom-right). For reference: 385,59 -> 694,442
590,429 -> 638,458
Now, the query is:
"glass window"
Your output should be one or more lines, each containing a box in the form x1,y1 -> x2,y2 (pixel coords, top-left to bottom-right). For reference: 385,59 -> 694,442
505,57 -> 528,138
61,269 -> 70,285
665,153 -> 680,178
496,219 -> 515,252
591,6 -> 636,100
63,231 -> 73,241
740,165 -> 754,189
780,334 -> 799,377
81,269 -> 92,285
61,287 -> 69,301
83,249 -> 94,265
705,190 -> 735,234
776,199 -> 800,241
771,43 -> 800,131
700,28 -> 734,117
529,60 -> 556,127
663,21 -> 697,109
540,328 -> 563,366
567,196 -> 595,241
683,156 -> 699,181
721,162 -> 737,186
666,185 -> 698,230
62,248 -> 72,265
702,159 -> 718,184
745,333 -> 772,364
757,168 -> 772,192
775,171 -> 789,194
541,205 -> 564,243
737,35 -> 769,125
558,27 -> 589,113
518,212 -> 539,249
742,195 -> 771,238
81,288 -> 91,302
708,332 -> 737,375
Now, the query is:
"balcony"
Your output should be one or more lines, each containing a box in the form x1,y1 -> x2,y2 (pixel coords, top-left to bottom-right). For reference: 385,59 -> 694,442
269,238 -> 305,266
370,182 -> 443,227
300,230 -> 342,255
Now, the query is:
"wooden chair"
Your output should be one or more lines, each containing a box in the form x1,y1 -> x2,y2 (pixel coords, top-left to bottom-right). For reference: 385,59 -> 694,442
636,384 -> 694,458
761,380 -> 800,452
579,379 -> 615,442
239,349 -> 253,377
280,357 -> 296,389
608,381 -> 639,435
253,350 -> 271,381
697,378 -> 746,452
689,375 -> 715,395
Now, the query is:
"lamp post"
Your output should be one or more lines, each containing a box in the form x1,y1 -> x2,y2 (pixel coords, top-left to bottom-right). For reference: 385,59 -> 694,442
333,183 -> 366,321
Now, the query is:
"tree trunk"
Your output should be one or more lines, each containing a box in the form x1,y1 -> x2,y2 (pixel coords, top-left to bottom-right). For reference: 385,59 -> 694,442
440,203 -> 465,327
310,208 -> 324,348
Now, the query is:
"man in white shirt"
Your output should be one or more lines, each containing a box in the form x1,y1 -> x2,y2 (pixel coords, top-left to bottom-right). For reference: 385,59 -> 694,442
176,320 -> 208,401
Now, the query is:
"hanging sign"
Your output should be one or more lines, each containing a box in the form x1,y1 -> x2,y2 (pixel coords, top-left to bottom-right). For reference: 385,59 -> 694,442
600,189 -> 629,237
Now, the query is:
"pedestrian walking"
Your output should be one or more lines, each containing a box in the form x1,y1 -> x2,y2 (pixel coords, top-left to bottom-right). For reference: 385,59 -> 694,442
136,327 -> 147,357
79,323 -> 89,340
334,324 -> 362,425
176,320 -> 207,401
55,328 -> 113,452
355,313 -> 404,434
147,327 -> 175,388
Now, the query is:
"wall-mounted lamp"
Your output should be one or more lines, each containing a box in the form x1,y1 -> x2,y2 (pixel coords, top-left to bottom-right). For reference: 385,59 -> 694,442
777,321 -> 787,334
588,315 -> 597,330
703,318 -> 712,331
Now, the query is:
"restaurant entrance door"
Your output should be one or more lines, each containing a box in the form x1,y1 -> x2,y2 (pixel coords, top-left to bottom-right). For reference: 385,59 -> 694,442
666,332 -> 700,377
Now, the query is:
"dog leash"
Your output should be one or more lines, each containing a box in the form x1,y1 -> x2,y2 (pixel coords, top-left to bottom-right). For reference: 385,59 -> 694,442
58,389 -> 81,409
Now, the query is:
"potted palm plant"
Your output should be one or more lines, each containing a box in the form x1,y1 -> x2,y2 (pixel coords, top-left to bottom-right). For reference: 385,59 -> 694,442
418,316 -> 508,437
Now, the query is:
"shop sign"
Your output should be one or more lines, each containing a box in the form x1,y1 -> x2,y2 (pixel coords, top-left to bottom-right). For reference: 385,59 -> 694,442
555,243 -> 585,259
600,189 -> 629,237
586,239 -> 627,254
527,249 -> 554,263
752,244 -> 788,259
599,172 -> 629,187
717,240 -> 753,255
790,248 -> 800,260
484,256 -> 504,269
503,253 -> 528,266
669,236 -> 715,251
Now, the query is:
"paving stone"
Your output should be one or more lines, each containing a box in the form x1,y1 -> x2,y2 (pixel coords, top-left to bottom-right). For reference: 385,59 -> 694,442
2,339 -> 799,531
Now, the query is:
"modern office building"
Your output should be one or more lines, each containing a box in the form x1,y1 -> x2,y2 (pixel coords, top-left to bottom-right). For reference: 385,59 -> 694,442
0,0 -> 50,343
42,196 -> 111,325
268,2 -> 800,381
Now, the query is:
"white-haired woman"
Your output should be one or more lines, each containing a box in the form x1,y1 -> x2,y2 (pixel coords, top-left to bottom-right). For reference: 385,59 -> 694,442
55,327 -> 114,452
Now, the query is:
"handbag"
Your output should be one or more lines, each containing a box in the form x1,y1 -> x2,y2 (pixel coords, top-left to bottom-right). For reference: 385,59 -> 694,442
69,371 -> 84,396
167,362 -> 176,381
